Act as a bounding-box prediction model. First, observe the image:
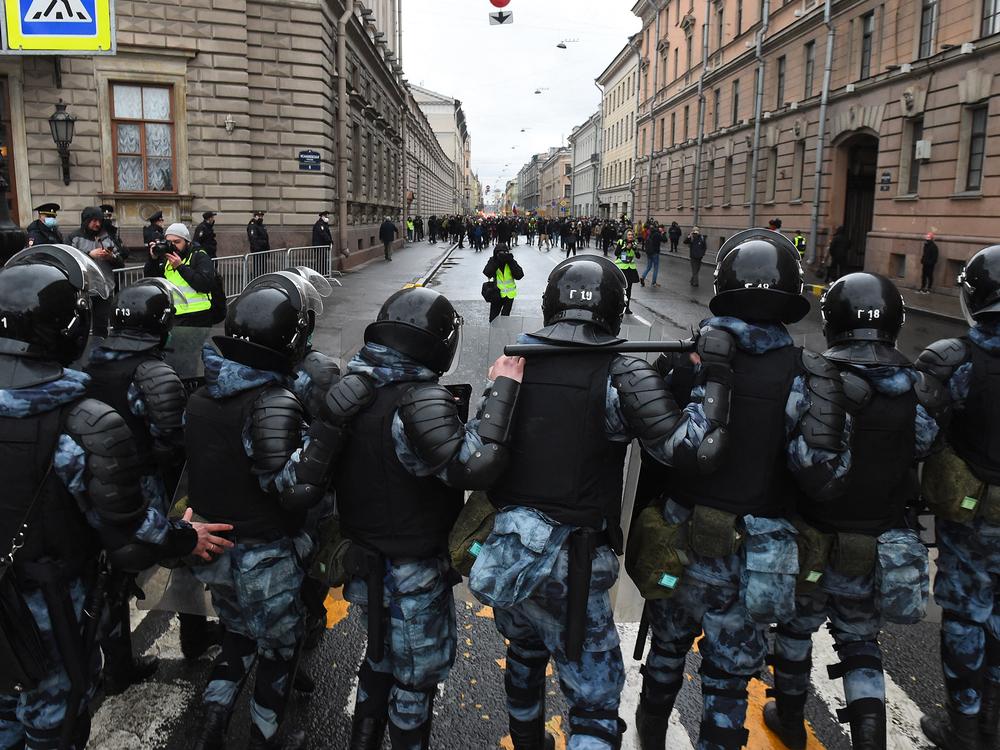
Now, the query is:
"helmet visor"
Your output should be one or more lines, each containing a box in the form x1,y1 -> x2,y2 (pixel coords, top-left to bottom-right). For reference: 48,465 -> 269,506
5,243 -> 114,299
243,270 -> 325,317
286,266 -> 334,297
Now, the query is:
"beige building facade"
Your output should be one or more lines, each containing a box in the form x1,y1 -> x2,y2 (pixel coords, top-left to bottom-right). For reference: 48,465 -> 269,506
633,0 -> 1000,290
404,90 -> 456,218
411,84 -> 471,213
597,37 -> 641,220
539,146 -> 572,217
2,0 -> 419,263
517,153 -> 544,214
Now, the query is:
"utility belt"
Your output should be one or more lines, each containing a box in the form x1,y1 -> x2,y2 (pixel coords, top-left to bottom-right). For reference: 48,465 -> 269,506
794,519 -> 928,624
922,443 -> 1000,525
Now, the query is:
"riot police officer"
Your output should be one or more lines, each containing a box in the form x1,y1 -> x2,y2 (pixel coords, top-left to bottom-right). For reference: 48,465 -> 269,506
916,244 -> 1000,750
634,230 -> 850,750
470,255 -> 736,750
0,245 -> 231,750
185,271 -> 358,750
764,273 -> 937,750
327,287 -> 523,750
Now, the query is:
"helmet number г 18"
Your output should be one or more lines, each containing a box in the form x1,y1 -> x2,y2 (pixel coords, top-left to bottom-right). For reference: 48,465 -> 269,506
857,308 -> 881,320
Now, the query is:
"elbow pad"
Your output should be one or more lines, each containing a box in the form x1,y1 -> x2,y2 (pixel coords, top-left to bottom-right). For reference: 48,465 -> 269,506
915,370 -> 951,428
322,373 -> 376,425
915,338 -> 969,383
444,442 -> 510,489
476,376 -> 520,444
297,351 -> 342,418
695,425 -> 729,475
399,384 -> 465,473
281,420 -> 348,512
250,387 -> 305,475
66,399 -> 145,526
799,351 -> 848,452
134,358 -> 186,439
611,356 -> 681,442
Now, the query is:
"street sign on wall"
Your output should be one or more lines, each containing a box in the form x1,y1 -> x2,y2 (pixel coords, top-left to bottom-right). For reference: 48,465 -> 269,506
1,0 -> 115,54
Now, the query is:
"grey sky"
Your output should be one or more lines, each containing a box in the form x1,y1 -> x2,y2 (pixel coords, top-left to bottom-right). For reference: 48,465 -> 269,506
401,1 -> 640,201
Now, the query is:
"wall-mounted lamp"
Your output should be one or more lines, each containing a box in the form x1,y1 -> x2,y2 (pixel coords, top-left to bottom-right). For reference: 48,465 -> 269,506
224,114 -> 236,133
48,99 -> 75,185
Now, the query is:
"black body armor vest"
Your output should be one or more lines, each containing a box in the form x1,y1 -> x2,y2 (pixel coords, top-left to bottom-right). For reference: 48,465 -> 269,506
335,383 -> 464,560
805,386 -> 916,535
490,350 -> 628,530
0,404 -> 99,572
85,353 -> 156,473
671,346 -> 802,517
952,342 -> 1000,485
185,386 -> 299,537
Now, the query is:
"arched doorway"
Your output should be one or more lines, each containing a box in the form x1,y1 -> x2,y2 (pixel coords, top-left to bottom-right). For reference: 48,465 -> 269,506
836,132 -> 879,270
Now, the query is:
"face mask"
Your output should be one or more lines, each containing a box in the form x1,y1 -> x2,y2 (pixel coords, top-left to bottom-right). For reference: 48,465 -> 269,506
43,216 -> 58,228
322,216 -> 329,223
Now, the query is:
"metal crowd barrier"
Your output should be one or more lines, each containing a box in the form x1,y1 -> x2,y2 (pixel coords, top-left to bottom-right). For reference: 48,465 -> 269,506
113,245 -> 344,299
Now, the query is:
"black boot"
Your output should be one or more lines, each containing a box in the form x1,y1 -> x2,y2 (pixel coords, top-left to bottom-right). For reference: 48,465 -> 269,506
350,716 -> 388,750
509,715 -> 556,750
762,692 -> 807,750
634,678 -> 679,750
921,705 -> 983,750
247,724 -> 307,750
846,699 -> 886,750
387,718 -> 431,750
104,654 -> 160,696
982,681 -> 1000,740
191,704 -> 230,750
180,614 -> 222,660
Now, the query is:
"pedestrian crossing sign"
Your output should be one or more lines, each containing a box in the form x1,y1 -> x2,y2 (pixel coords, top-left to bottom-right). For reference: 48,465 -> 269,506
2,0 -> 115,54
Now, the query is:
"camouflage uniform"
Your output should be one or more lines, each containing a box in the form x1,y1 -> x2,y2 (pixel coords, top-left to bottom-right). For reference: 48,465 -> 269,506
641,318 -> 850,750
190,344 -> 310,741
770,366 -> 937,738
471,332 -> 718,749
0,370 -> 191,749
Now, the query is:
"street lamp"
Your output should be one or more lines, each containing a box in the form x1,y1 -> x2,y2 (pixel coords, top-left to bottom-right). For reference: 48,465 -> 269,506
534,88 -> 549,95
48,100 -> 76,185
556,39 -> 579,49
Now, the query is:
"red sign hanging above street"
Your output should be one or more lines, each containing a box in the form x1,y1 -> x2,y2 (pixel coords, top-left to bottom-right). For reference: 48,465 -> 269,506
490,0 -> 511,7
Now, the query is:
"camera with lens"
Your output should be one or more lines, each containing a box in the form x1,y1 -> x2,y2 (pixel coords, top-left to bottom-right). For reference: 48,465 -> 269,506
151,239 -> 173,260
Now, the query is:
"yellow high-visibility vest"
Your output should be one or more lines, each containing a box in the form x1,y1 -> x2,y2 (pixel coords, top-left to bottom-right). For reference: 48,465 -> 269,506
615,240 -> 637,271
165,252 -> 212,315
496,264 -> 517,299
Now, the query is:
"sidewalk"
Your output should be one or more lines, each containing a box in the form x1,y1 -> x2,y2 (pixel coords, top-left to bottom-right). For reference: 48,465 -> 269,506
654,249 -> 965,323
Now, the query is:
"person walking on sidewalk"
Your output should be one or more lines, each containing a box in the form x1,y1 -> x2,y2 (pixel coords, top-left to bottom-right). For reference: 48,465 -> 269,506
668,221 -> 682,253
483,243 -> 524,321
379,216 -> 398,261
827,225 -> 850,282
684,226 -> 707,287
640,221 -> 663,288
920,232 -> 939,294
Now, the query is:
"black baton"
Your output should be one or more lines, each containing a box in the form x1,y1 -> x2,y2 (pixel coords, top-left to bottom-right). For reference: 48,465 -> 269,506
633,601 -> 651,661
504,339 -> 697,357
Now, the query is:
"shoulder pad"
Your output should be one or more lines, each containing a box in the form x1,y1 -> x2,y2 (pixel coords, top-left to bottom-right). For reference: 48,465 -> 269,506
65,398 -> 145,525
801,349 -> 841,380
839,370 -> 873,414
611,355 -> 682,442
915,338 -> 970,383
398,384 -> 464,473
299,351 -> 341,392
133,359 -> 186,434
250,386 -> 305,474
322,373 -> 376,424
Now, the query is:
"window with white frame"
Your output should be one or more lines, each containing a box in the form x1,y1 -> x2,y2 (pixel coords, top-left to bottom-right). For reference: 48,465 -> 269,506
111,83 -> 175,193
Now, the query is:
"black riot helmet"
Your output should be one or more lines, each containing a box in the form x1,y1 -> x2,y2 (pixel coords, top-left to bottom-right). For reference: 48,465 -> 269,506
0,245 -> 113,379
959,245 -> 1000,322
711,228 -> 811,324
820,272 -> 909,366
105,278 -> 187,352
365,287 -> 461,375
214,271 -> 325,374
540,255 -> 627,342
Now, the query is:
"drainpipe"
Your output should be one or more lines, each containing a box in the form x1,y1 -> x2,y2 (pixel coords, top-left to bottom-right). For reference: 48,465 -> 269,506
808,0 -> 835,264
396,0 -> 403,68
401,103 -> 407,245
692,0 -> 711,226
643,2 -> 662,220
595,81 -> 605,217
748,0 -> 770,227
336,0 -> 356,258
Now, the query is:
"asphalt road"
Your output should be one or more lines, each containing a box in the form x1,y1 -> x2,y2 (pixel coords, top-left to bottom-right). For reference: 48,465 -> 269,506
90,237 -> 967,750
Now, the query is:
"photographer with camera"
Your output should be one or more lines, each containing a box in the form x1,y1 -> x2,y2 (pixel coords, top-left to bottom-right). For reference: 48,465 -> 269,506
69,205 -> 128,335
143,223 -> 216,327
